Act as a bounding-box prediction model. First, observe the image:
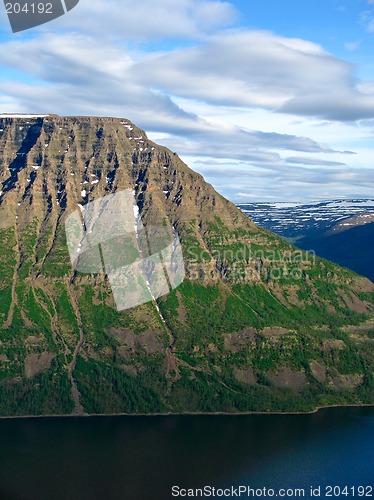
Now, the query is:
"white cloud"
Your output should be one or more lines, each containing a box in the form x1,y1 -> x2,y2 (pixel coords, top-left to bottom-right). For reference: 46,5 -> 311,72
285,157 -> 346,167
192,158 -> 374,202
0,32 -> 343,158
50,0 -> 237,41
1,11 -> 374,202
360,7 -> 374,33
133,31 -> 333,108
344,41 -> 361,51
357,81 -> 374,94
280,89 -> 374,121
130,30 -> 374,121
0,20 -> 371,118
3,28 -> 374,125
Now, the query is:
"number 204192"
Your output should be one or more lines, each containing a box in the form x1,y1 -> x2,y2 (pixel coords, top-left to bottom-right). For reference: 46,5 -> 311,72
325,486 -> 372,497
5,3 -> 53,14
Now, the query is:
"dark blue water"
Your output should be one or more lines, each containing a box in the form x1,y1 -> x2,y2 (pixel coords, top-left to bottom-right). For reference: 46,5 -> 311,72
0,407 -> 372,499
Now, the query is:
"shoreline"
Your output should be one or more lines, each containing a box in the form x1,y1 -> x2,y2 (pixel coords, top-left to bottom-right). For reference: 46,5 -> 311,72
0,403 -> 373,421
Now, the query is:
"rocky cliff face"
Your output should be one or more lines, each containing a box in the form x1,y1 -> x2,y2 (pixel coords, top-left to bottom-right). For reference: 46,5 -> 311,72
0,115 -> 373,416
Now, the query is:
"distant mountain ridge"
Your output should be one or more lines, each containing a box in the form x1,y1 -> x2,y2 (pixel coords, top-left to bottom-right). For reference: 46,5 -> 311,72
238,199 -> 374,281
0,116 -> 373,416
237,199 -> 374,238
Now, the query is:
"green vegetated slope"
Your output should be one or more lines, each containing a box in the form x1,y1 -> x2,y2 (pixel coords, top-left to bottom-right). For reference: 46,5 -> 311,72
0,115 -> 373,416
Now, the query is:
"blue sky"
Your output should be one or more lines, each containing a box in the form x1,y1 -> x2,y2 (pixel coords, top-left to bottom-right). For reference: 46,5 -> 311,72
0,0 -> 374,202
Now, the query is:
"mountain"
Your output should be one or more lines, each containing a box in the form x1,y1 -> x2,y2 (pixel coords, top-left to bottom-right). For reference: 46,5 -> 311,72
297,218 -> 374,283
237,199 -> 374,238
0,115 -> 373,416
238,200 -> 374,281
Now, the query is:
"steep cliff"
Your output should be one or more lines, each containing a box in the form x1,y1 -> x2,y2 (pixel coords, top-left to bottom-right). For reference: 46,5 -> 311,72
0,115 -> 373,416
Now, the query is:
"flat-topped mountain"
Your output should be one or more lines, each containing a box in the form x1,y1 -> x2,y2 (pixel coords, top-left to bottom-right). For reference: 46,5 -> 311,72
0,115 -> 373,416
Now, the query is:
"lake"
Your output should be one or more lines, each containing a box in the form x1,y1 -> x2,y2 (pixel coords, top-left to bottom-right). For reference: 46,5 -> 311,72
0,407 -> 373,499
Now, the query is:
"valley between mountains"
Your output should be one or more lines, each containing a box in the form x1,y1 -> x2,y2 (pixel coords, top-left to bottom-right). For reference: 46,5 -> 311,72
0,115 -> 373,416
